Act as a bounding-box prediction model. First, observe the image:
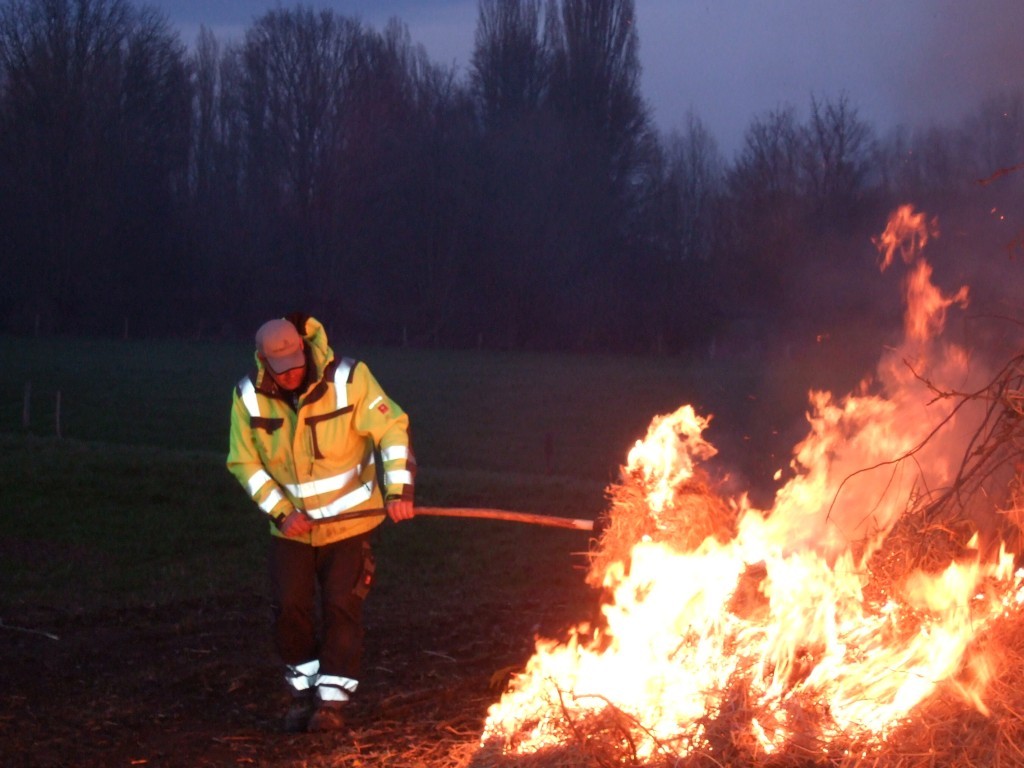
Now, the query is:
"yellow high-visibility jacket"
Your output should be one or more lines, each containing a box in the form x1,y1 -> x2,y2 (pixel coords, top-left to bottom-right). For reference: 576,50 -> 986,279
227,315 -> 413,546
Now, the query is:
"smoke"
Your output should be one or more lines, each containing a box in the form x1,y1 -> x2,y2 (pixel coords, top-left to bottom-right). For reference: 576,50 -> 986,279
903,0 -> 1024,131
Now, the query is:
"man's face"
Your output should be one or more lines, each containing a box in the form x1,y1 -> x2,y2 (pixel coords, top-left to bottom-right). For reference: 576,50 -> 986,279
264,360 -> 306,392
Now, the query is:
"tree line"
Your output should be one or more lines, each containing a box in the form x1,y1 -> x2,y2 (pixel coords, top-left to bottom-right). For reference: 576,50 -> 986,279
1,0 -> 1021,355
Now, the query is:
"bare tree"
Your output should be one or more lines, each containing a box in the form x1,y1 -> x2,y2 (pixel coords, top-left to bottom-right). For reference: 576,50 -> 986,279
965,90 -> 1024,182
729,106 -> 803,208
543,0 -> 656,349
237,7 -> 364,312
343,18 -> 475,344
470,0 -> 548,130
467,0 -> 563,347
801,93 -> 874,217
233,9 -> 475,342
0,0 -> 190,333
191,26 -> 220,203
664,112 -> 723,263
185,26 -> 256,334
627,113 -> 724,353
547,0 -> 650,196
714,106 -> 807,335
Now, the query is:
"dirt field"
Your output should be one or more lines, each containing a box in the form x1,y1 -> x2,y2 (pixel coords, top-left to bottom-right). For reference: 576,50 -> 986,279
2,579 -> 592,768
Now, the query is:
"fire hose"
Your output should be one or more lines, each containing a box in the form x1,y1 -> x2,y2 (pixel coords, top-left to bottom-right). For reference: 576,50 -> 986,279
312,505 -> 595,531
414,506 -> 594,531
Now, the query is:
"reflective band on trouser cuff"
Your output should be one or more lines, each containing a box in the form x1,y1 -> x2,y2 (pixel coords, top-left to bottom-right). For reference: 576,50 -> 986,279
285,659 -> 320,693
380,445 -> 408,461
246,469 -> 273,496
305,483 -> 374,520
316,674 -> 358,702
385,469 -> 413,486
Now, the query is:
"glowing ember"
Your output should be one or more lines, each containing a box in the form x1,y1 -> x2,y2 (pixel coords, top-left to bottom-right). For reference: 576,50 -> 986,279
480,207 -> 1024,763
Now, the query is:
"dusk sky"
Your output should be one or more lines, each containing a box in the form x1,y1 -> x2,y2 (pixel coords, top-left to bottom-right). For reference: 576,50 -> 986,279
159,0 -> 1024,156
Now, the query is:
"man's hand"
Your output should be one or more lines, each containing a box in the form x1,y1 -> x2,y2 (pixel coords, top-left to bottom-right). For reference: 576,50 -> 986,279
279,509 -> 314,537
386,499 -> 415,523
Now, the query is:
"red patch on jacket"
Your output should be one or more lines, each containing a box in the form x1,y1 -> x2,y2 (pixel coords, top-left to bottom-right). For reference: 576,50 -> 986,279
378,403 -> 389,414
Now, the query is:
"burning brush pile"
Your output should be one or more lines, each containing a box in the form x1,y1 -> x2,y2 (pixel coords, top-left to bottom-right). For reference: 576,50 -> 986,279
473,208 -> 1024,768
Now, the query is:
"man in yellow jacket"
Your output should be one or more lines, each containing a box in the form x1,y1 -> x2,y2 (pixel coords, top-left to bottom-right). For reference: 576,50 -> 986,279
227,313 -> 415,733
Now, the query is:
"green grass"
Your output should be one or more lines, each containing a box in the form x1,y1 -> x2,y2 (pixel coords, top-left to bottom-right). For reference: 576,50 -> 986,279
0,435 -> 258,607
0,333 -> 829,616
0,334 -> 759,479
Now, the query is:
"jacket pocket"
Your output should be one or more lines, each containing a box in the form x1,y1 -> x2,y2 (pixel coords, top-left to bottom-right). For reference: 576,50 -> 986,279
304,405 -> 353,459
250,416 -> 284,434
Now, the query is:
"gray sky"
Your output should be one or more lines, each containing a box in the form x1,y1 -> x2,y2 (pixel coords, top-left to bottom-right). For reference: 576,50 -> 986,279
161,0 -> 1024,156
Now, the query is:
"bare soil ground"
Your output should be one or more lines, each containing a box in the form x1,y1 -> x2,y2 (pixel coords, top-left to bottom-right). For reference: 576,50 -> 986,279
1,585 -> 592,768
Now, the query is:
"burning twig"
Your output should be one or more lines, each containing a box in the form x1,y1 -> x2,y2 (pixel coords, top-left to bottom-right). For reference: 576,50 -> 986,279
554,687 -> 667,767
825,351 -> 1024,546
552,685 -> 593,757
976,161 -> 1024,186
913,352 -> 1024,529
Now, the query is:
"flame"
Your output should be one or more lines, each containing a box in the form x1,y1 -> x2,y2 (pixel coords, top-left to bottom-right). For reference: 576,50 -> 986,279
625,405 -> 716,521
480,207 -> 1023,763
904,259 -> 969,342
872,203 -> 938,271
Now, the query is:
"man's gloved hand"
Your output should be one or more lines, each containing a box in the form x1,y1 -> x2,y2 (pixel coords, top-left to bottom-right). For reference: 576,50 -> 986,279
279,509 -> 314,537
386,499 -> 415,523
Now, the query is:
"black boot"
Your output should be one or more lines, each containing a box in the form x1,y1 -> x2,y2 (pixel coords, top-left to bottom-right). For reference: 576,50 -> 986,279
307,701 -> 346,732
283,693 -> 315,733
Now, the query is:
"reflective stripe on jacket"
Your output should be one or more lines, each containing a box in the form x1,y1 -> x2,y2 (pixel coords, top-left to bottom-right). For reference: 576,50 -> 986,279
226,316 -> 413,546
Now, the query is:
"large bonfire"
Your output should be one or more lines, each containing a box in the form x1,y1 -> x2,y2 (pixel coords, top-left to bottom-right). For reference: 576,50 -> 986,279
476,207 -> 1024,767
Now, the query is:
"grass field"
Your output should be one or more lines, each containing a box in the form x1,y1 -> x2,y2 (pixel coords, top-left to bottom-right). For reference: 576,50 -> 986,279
0,333 -> 757,474
0,332 -> 837,616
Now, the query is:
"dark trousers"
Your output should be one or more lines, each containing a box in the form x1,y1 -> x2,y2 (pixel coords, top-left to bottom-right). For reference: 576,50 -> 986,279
269,533 -> 370,680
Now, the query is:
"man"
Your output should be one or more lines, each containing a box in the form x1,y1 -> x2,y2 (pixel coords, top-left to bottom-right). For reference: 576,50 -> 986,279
227,313 -> 415,733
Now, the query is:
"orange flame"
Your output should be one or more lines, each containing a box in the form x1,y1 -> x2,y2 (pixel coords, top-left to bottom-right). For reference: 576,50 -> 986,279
480,208 -> 1022,763
625,405 -> 716,522
904,259 -> 969,342
872,204 -> 938,271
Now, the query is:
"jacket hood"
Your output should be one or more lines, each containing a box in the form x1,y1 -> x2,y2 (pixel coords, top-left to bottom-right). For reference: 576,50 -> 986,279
297,315 -> 332,374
